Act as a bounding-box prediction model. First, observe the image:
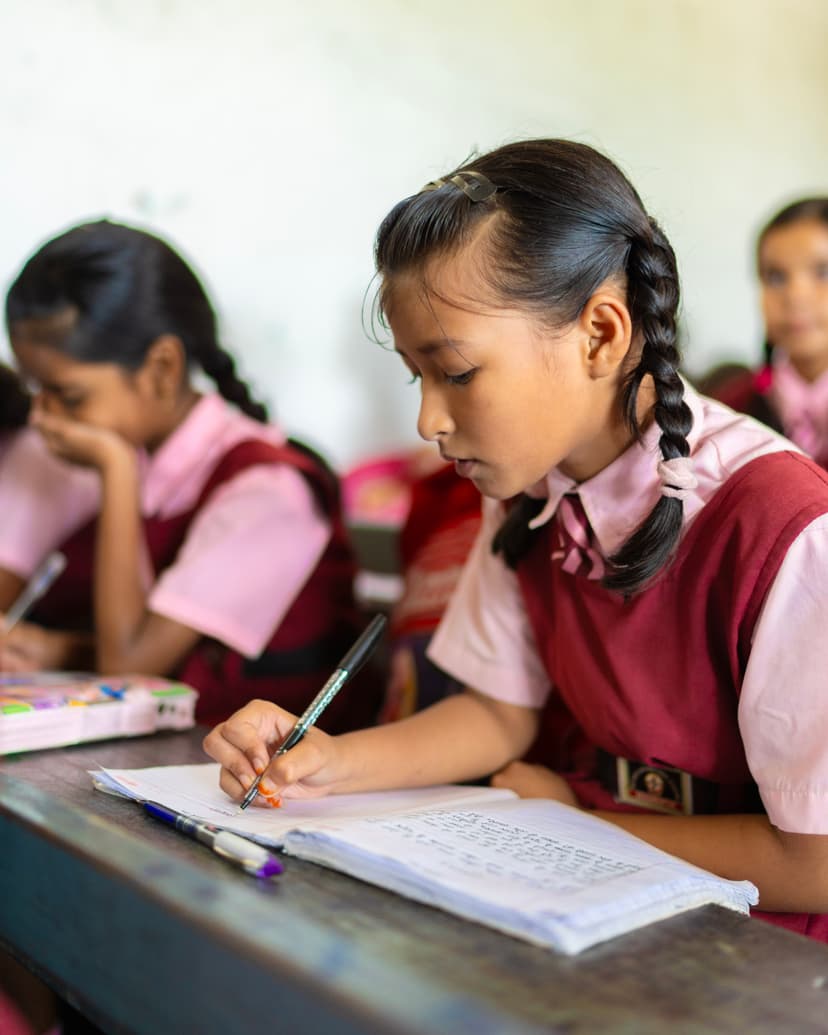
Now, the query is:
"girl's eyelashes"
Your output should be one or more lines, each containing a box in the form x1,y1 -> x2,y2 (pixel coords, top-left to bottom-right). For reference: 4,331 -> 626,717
445,368 -> 477,386
403,368 -> 477,386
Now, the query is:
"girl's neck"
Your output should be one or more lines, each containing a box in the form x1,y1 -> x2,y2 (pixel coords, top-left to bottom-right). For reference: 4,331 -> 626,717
787,352 -> 828,384
145,386 -> 201,453
559,377 -> 657,483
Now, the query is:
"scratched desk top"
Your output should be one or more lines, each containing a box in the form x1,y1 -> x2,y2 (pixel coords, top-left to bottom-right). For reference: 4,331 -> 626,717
1,729 -> 827,1035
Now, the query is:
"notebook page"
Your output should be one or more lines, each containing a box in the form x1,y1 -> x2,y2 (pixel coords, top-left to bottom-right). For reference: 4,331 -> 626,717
91,762 -> 517,847
283,798 -> 758,953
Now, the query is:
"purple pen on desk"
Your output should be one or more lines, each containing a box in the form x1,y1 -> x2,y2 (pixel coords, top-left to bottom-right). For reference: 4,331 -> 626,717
142,801 -> 283,879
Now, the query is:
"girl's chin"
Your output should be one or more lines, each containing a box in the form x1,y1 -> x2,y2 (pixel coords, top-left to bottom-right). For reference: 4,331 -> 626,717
469,472 -> 525,501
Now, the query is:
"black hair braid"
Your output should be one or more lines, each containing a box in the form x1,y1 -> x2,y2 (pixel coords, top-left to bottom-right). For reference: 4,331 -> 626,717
0,364 -> 30,430
604,222 -> 692,593
196,340 -> 269,423
491,494 -> 546,568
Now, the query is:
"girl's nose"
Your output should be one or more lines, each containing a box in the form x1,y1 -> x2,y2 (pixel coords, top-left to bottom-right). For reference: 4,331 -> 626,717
417,384 -> 454,442
783,272 -> 813,306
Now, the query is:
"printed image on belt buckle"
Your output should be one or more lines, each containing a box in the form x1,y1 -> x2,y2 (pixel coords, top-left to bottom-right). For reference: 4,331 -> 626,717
615,757 -> 694,815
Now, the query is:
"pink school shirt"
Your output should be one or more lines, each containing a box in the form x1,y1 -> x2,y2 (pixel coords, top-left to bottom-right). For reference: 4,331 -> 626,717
0,396 -> 330,658
429,383 -> 828,835
770,352 -> 828,467
0,427 -> 100,576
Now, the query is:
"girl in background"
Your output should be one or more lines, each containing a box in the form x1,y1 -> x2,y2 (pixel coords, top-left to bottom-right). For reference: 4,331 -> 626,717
0,367 -> 61,1035
0,220 -> 379,730
205,140 -> 828,940
380,458 -> 480,722
0,362 -> 98,617
707,198 -> 828,468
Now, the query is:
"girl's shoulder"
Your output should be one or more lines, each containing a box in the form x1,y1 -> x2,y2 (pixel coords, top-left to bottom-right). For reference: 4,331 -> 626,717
690,389 -> 794,484
142,394 -> 289,519
695,364 -> 782,434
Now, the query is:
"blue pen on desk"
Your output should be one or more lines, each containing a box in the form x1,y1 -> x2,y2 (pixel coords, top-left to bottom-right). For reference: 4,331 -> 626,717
142,801 -> 283,879
240,613 -> 388,810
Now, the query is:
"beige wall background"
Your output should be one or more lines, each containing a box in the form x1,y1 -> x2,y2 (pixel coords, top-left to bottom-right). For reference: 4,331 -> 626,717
1,0 -> 826,465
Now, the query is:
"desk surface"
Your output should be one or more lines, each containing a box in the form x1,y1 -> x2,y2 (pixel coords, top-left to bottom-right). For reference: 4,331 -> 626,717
2,730 -> 827,1035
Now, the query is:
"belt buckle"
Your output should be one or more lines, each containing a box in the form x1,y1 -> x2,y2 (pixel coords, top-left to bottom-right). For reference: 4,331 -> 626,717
615,757 -> 694,816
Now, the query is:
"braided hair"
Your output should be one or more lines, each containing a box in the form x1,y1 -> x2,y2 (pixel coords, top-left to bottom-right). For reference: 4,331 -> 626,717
5,220 -> 268,423
0,364 -> 30,430
374,139 -> 692,594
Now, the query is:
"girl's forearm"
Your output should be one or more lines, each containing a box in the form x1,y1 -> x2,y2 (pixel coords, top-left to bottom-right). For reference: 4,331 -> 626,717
94,445 -> 147,671
333,691 -> 539,793
595,810 -> 828,913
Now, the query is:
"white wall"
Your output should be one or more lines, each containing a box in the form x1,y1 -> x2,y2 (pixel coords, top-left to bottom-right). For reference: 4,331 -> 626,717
1,0 -> 826,466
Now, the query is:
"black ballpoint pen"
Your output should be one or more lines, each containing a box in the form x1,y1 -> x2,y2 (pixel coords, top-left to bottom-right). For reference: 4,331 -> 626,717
239,613 -> 387,810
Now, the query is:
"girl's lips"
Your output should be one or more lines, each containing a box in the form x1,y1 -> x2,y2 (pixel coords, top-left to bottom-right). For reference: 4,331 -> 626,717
453,459 -> 477,477
781,320 -> 819,334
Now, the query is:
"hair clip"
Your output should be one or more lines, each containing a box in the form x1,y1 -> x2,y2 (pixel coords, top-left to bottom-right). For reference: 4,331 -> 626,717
657,457 -> 698,501
421,171 -> 497,202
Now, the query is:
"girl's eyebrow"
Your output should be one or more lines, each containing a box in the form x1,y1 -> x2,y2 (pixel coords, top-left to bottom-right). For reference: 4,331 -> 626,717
395,339 -> 474,357
37,378 -> 82,394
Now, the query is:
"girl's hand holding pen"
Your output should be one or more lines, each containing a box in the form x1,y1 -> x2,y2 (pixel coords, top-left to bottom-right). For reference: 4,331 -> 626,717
203,699 -> 347,805
0,621 -> 69,673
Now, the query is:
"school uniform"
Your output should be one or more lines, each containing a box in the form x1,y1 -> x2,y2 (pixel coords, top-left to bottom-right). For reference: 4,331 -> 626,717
712,353 -> 828,469
429,383 -> 828,941
0,396 -> 378,729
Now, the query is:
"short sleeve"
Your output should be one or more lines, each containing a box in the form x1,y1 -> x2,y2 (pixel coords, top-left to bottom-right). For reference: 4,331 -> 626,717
0,429 -> 99,577
148,463 -> 331,657
739,514 -> 828,834
427,498 -> 551,708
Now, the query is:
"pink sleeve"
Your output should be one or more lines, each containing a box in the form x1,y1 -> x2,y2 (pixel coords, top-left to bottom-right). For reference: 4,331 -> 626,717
427,498 -> 551,707
148,464 -> 331,657
0,429 -> 99,577
740,514 -> 828,834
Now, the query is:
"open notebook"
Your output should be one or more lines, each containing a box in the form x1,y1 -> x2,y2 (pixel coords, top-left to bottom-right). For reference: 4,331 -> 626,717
93,763 -> 758,955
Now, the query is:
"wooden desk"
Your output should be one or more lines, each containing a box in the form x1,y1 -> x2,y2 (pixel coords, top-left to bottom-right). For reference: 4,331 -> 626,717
1,730 -> 827,1035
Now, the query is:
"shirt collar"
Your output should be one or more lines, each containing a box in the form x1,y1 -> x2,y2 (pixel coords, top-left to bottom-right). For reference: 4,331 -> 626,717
771,352 -> 828,434
523,379 -> 706,557
140,393 -> 229,516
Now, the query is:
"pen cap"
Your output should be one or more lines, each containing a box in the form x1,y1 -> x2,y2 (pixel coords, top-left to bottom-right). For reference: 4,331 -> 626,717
338,614 -> 387,676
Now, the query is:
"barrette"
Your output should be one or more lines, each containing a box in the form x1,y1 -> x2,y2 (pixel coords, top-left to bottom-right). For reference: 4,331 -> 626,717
420,171 -> 497,202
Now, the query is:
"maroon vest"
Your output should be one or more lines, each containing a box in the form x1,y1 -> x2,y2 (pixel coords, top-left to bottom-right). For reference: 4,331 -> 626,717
517,451 -> 828,942
32,439 -> 381,731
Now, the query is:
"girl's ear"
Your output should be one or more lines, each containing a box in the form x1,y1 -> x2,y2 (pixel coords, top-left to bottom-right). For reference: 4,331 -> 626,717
578,291 -> 633,380
136,334 -> 188,402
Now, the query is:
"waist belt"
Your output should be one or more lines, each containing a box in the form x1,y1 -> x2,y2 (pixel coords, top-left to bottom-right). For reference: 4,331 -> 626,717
595,749 -> 764,816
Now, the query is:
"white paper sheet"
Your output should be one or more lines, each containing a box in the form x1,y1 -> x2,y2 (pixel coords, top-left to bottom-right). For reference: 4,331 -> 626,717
91,762 -> 517,847
283,799 -> 759,954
